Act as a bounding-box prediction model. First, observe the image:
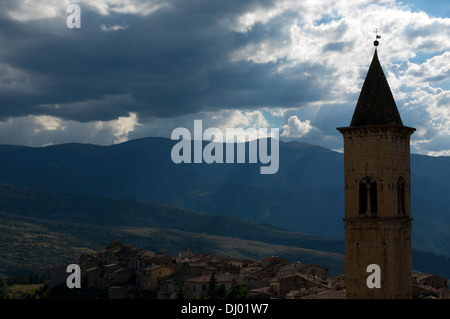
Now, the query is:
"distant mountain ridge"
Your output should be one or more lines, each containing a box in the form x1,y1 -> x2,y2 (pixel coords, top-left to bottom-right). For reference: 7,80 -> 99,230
0,137 -> 450,256
0,181 -> 346,277
1,182 -> 449,280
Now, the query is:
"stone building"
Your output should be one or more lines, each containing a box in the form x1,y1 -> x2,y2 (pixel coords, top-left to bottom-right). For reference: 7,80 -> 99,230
337,41 -> 415,299
141,265 -> 174,290
275,274 -> 321,297
77,253 -> 99,286
413,273 -> 447,288
183,273 -> 241,299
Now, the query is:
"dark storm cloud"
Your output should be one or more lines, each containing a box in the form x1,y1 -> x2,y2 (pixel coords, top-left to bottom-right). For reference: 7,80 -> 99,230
0,0 -> 331,123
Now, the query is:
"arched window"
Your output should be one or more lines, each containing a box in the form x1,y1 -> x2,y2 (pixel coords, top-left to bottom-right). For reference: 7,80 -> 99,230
370,181 -> 378,214
359,177 -> 378,215
398,177 -> 406,215
359,181 -> 368,214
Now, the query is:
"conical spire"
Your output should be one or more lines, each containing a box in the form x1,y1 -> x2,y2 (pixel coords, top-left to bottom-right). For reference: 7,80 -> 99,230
350,48 -> 403,127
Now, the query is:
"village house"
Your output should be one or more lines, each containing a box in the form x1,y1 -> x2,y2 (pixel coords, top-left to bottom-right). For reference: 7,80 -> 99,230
183,273 -> 243,299
72,240 -> 169,293
412,273 -> 447,289
412,272 -> 449,299
135,250 -> 156,272
275,273 -> 322,297
244,269 -> 276,292
86,266 -> 103,289
77,253 -> 99,285
141,265 -> 174,290
300,289 -> 346,299
247,286 -> 273,299
48,240 -> 450,299
276,262 -> 329,281
97,240 -> 143,271
176,251 -> 251,280
260,256 -> 290,268
179,259 -> 213,278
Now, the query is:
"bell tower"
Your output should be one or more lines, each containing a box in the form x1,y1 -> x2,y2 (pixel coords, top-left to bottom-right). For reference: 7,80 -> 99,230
337,40 -> 415,299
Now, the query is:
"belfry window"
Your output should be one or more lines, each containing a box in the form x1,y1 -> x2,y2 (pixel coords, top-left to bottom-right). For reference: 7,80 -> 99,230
359,181 -> 367,214
370,181 -> 378,214
398,177 -> 406,215
359,177 -> 378,215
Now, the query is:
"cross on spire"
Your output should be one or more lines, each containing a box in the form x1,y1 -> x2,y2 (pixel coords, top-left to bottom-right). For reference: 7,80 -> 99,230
374,28 -> 381,46
374,28 -> 381,38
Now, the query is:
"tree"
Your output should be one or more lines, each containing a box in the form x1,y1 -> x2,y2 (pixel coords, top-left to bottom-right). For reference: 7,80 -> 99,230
226,284 -> 247,299
0,278 -> 8,299
207,272 -> 217,298
206,273 -> 227,299
216,284 -> 226,299
176,279 -> 185,299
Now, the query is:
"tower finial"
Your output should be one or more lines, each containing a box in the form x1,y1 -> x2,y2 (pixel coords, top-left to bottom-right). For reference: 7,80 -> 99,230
373,28 -> 381,47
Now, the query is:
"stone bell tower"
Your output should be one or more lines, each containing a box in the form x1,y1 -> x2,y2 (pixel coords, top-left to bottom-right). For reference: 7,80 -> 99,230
337,40 -> 415,299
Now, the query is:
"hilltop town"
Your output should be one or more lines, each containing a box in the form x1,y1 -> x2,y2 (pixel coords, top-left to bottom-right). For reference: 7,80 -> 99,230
48,240 -> 450,299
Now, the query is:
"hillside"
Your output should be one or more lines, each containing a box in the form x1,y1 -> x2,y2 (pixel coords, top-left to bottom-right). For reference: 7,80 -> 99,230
0,182 -> 344,277
0,137 -> 450,255
0,182 -> 449,280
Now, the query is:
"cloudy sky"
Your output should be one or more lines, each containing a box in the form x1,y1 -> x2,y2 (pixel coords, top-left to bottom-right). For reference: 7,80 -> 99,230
1,0 -> 450,155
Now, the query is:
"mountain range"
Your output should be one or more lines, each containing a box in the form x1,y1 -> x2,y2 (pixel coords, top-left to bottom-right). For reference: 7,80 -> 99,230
0,137 -> 450,278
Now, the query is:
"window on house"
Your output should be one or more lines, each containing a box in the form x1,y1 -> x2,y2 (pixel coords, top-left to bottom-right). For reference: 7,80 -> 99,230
359,177 -> 377,215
